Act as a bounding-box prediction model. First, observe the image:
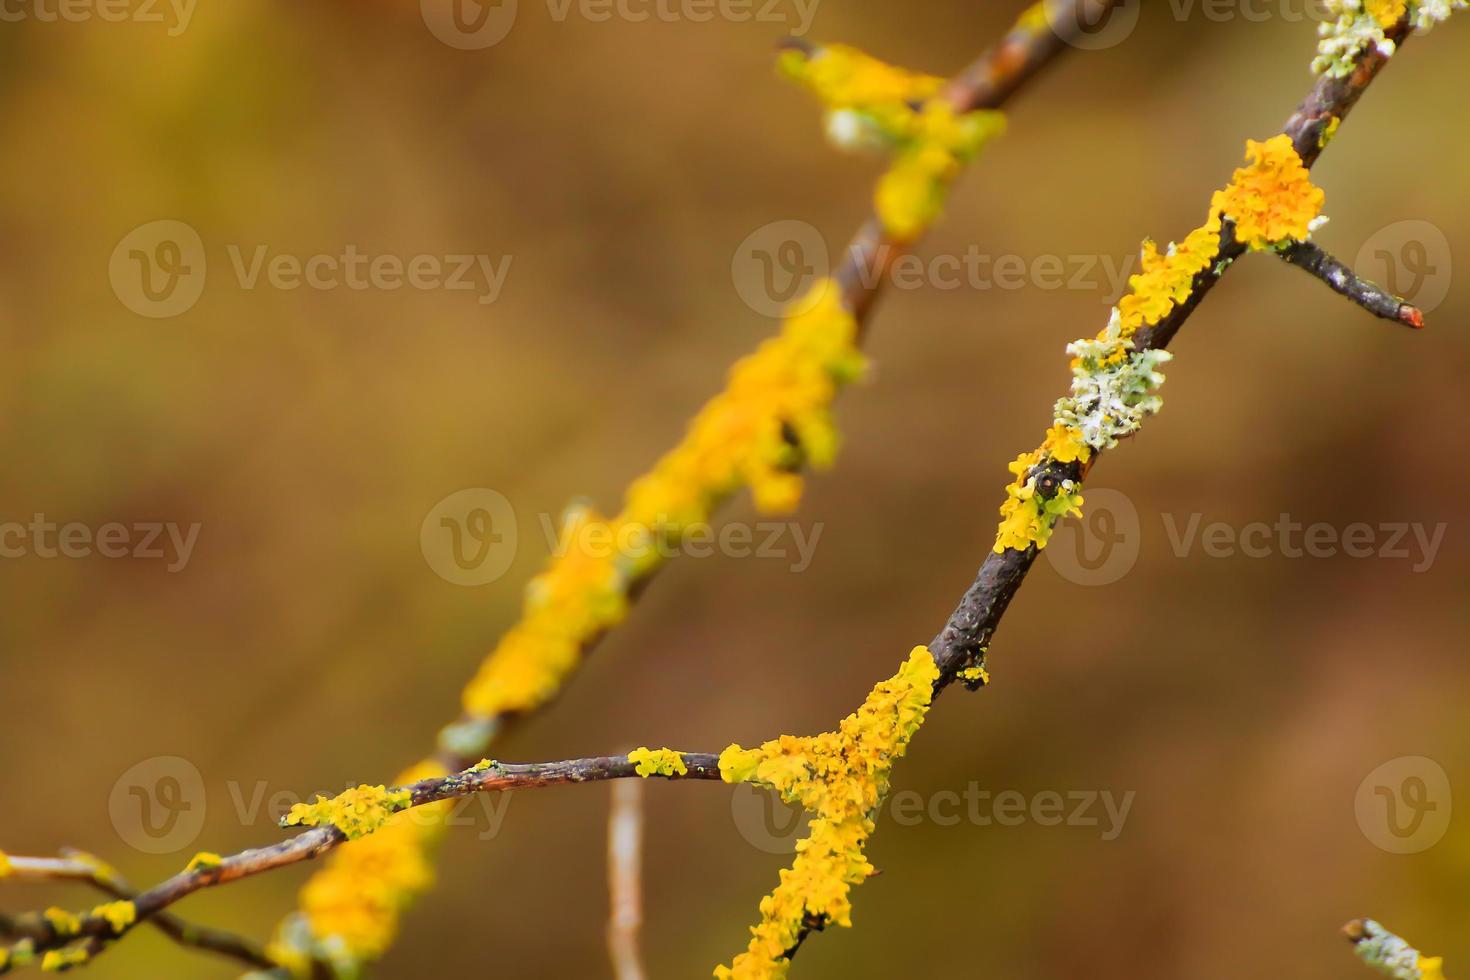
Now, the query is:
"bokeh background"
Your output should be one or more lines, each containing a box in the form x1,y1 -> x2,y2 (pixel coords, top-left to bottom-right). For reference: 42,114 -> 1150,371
2,1 -> 1468,977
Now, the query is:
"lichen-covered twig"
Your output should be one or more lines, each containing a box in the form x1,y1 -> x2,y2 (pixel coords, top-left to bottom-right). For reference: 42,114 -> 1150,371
606,779 -> 647,980
0,851 -> 273,973
0,753 -> 718,974
1344,919 -> 1447,980
270,3 -> 1120,972
1277,240 -> 1424,327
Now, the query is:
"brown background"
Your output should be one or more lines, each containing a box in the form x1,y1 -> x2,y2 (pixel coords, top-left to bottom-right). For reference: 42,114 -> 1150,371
1,1 -> 1467,977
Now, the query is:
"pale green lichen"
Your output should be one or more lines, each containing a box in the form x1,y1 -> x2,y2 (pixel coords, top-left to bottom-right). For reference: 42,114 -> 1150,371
628,747 -> 688,778
283,785 -> 414,840
1350,919 -> 1445,979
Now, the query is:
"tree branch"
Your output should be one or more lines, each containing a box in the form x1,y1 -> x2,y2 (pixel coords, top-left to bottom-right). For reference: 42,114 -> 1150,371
0,755 -> 720,972
1276,239 -> 1424,328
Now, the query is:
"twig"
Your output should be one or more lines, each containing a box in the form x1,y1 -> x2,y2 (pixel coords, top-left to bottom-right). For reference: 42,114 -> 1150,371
606,780 -> 647,980
0,755 -> 720,971
927,15 -> 1417,691
1344,919 -> 1447,979
0,851 -> 272,972
1277,240 -> 1424,328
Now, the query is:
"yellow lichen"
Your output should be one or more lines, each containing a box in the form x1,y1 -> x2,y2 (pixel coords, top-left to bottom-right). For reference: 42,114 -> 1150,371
185,851 -> 222,873
1367,0 -> 1407,26
1210,134 -> 1324,251
875,104 -> 1006,240
779,41 -> 1004,240
1319,115 -> 1341,149
39,947 -> 89,972
0,849 -> 10,878
628,747 -> 688,778
959,664 -> 990,686
460,278 -> 861,722
90,901 -> 135,935
283,785 -> 414,840
713,647 -> 939,979
271,760 -> 450,973
41,908 -> 80,937
996,136 -> 1323,555
1419,955 -> 1446,980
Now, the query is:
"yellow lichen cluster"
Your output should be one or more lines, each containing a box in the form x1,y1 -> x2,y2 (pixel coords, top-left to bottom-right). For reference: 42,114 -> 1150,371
0,849 -> 10,878
460,278 -> 861,722
779,41 -> 1005,240
995,136 -> 1324,555
283,785 -> 414,841
91,901 -> 135,935
1211,134 -> 1325,251
39,947 -> 89,972
1419,955 -> 1447,980
42,908 -> 79,937
628,747 -> 689,778
184,851 -> 222,873
713,647 -> 940,979
1368,0 -> 1409,26
993,425 -> 1089,554
271,761 -> 450,974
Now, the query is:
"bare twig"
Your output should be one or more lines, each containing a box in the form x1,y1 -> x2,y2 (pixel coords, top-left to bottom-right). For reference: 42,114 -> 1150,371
606,780 -> 647,980
0,851 -> 272,971
1277,240 -> 1424,328
0,755 -> 719,971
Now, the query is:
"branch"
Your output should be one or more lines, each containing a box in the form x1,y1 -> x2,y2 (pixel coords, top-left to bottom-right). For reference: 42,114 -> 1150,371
0,754 -> 720,973
1344,919 -> 1447,979
0,851 -> 272,972
927,14 -> 1417,690
274,2 -> 1121,972
1276,239 -> 1424,328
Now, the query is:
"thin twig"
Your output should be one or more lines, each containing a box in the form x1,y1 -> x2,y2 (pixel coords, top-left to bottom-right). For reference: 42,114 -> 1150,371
0,755 -> 720,970
0,851 -> 273,971
1277,240 -> 1425,328
606,779 -> 647,980
926,16 -> 1416,691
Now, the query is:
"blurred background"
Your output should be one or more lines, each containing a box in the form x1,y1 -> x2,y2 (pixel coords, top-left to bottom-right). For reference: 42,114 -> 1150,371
1,1 -> 1467,977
